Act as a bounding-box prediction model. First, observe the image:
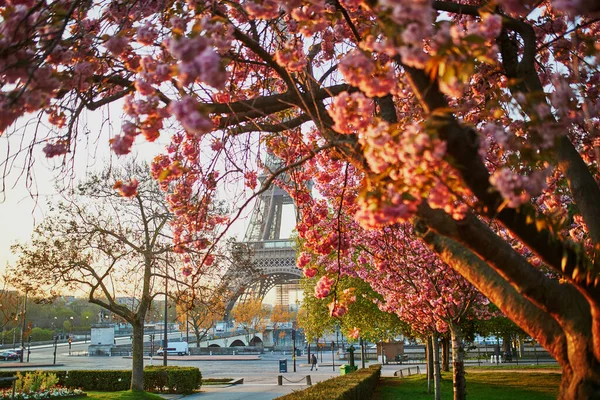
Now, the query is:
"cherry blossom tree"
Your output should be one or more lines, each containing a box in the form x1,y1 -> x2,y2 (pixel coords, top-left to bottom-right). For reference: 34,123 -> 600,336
2,1 -> 600,398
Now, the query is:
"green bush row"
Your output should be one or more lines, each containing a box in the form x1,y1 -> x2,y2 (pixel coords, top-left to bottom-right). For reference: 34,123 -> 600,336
275,364 -> 381,400
0,366 -> 201,394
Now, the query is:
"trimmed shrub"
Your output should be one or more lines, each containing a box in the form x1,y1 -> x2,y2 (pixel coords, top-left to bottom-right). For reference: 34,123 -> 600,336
65,370 -> 131,391
0,367 -> 201,394
144,366 -> 202,394
275,364 -> 381,400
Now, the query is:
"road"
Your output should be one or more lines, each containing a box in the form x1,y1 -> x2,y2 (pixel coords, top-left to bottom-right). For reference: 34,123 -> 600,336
1,340 -> 558,400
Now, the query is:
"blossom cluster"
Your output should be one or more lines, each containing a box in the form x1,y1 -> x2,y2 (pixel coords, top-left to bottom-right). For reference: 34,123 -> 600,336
168,96 -> 214,136
166,35 -> 227,89
338,50 -> 397,98
274,40 -> 307,72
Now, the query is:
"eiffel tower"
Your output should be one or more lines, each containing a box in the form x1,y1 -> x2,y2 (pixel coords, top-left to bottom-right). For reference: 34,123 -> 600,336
223,154 -> 303,317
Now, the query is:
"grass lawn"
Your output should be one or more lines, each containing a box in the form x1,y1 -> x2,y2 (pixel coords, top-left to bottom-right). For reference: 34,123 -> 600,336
373,371 -> 561,400
81,390 -> 165,399
466,364 -> 561,370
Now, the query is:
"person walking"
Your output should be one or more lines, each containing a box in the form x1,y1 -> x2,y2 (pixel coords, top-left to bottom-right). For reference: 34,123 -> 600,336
310,353 -> 318,371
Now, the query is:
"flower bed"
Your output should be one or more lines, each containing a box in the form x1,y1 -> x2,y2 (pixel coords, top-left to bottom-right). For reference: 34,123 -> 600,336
0,387 -> 85,399
1,371 -> 85,399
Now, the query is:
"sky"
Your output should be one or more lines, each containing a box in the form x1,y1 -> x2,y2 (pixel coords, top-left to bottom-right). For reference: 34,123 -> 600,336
0,110 -> 298,307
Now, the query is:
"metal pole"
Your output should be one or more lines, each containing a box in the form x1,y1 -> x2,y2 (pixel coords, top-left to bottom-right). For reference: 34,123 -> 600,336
360,338 -> 365,369
27,336 -> 31,362
164,273 -> 168,366
53,336 -> 58,365
332,341 -> 335,371
292,329 -> 297,372
186,310 -> 189,344
19,290 -> 27,362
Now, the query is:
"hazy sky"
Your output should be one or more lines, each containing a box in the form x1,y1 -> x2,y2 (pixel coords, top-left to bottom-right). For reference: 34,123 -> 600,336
0,124 -> 297,290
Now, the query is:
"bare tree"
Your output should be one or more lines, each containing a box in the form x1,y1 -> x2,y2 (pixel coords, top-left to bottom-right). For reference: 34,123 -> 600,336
9,163 -> 220,390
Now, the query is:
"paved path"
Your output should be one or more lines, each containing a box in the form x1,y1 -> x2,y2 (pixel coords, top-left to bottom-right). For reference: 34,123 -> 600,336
180,370 -> 339,400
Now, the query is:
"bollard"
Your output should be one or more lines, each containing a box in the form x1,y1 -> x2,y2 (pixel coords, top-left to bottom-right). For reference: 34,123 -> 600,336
306,375 -> 312,386
277,375 -> 283,385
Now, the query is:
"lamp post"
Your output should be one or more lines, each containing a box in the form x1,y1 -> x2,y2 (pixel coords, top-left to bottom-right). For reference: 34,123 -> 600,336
332,341 -> 335,371
19,289 -> 28,363
292,328 -> 297,372
163,273 -> 168,367
84,316 -> 89,343
68,316 -> 73,355
186,310 -> 189,344
53,335 -> 58,365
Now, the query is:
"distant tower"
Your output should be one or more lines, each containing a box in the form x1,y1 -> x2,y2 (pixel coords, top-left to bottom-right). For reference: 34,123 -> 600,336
223,154 -> 304,317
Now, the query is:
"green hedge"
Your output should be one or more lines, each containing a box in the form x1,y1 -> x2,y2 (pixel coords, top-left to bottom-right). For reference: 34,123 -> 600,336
65,370 -> 131,391
0,367 -> 201,394
275,364 -> 381,400
144,366 -> 201,393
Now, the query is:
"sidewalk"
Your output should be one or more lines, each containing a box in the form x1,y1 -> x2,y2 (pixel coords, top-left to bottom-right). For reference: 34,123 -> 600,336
0,362 -> 64,369
123,355 -> 261,361
180,371 -> 339,400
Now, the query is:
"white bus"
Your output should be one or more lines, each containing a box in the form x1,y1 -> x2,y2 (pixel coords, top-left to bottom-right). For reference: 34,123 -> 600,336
156,342 -> 189,356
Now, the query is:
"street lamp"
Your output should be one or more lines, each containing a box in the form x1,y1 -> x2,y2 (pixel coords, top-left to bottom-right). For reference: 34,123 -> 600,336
84,316 -> 89,343
19,289 -> 28,363
68,316 -> 73,355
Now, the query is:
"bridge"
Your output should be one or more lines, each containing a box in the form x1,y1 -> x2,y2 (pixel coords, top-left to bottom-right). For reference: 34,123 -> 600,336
199,332 -> 266,348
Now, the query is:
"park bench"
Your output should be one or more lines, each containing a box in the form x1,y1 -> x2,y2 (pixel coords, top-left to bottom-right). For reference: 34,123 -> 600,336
0,376 -> 17,399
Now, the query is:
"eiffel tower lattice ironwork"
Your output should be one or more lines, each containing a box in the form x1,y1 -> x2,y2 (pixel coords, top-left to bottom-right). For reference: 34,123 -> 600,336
223,155 -> 303,317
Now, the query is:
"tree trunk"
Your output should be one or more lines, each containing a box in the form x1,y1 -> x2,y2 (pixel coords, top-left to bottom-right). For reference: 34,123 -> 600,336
427,336 -> 433,394
433,333 -> 441,400
518,337 -> 524,358
417,221 -> 600,400
503,334 -> 511,354
450,324 -> 466,400
441,337 -> 450,372
130,320 -> 145,391
557,343 -> 600,400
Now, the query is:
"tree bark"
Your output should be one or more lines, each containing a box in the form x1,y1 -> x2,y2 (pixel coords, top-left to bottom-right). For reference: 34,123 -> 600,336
433,333 -> 441,400
450,324 -> 466,400
130,319 -> 145,391
417,221 -> 600,399
441,337 -> 450,372
427,335 -> 433,394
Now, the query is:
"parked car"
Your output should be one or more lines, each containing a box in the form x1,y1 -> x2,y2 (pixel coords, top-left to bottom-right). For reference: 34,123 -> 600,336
0,351 -> 18,361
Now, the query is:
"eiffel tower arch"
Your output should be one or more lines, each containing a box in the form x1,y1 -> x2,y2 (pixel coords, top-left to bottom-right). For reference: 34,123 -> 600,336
223,156 -> 304,318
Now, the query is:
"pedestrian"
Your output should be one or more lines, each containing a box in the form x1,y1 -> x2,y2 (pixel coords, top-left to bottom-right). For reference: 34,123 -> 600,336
310,353 -> 318,371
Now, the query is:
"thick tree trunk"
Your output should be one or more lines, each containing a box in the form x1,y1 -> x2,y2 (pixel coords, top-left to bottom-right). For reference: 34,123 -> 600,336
427,336 -> 433,394
450,324 -> 466,400
441,337 -> 450,372
557,343 -> 600,400
433,333 -> 441,400
417,223 -> 600,400
131,320 -> 145,392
